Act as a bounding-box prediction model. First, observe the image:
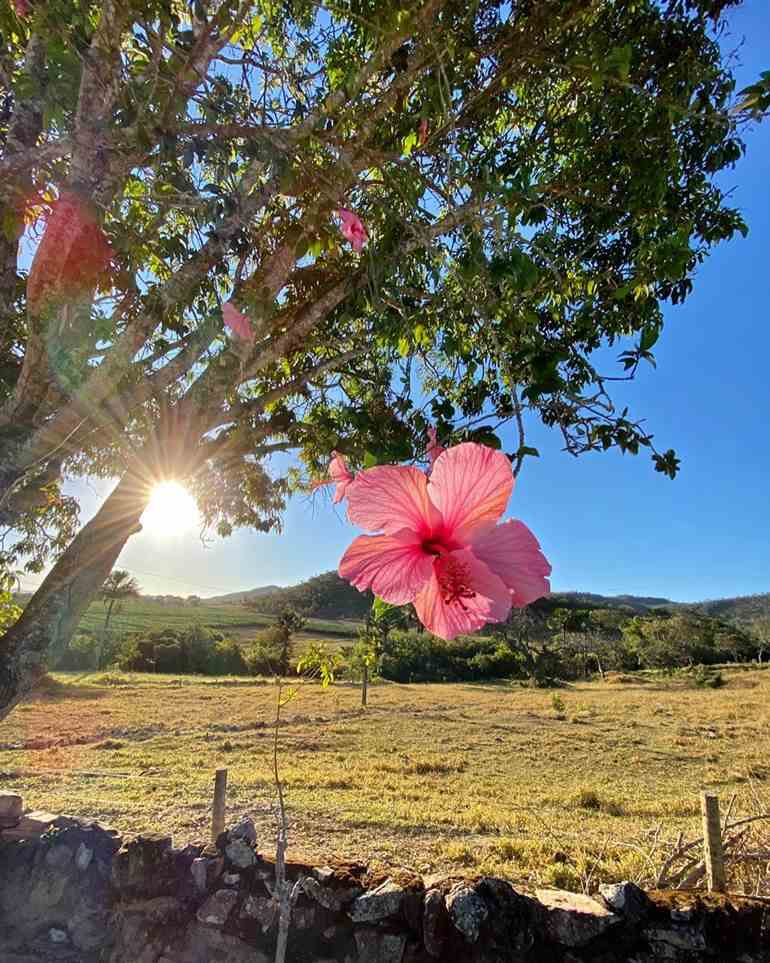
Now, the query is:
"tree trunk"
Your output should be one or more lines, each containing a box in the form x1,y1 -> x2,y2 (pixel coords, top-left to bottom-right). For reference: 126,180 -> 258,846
361,662 -> 368,708
97,600 -> 118,671
0,468 -> 151,721
103,599 -> 115,633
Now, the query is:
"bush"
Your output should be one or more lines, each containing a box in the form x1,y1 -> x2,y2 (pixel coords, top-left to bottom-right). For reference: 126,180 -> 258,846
114,624 -> 242,675
693,664 -> 726,689
208,639 -> 248,675
245,638 -> 289,676
148,628 -> 180,641
379,630 -> 526,683
245,625 -> 292,675
551,692 -> 566,718
154,642 -> 184,673
573,788 -> 625,816
117,639 -> 155,671
56,632 -> 122,671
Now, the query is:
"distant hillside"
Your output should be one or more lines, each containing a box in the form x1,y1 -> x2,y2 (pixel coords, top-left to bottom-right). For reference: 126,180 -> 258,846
237,571 -> 372,620
690,593 -> 770,624
548,592 -> 674,613
221,574 -> 674,621
203,585 -> 281,604
220,574 -> 770,626
551,591 -> 770,625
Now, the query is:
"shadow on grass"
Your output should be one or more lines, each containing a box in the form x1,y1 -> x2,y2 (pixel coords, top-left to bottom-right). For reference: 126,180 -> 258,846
29,674 -> 109,702
456,679 -> 518,692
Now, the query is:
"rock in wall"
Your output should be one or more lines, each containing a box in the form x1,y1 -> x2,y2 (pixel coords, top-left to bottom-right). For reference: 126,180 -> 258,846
0,799 -> 768,963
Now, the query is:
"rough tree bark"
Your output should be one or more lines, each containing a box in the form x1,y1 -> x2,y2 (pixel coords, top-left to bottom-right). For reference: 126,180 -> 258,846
0,465 -> 152,721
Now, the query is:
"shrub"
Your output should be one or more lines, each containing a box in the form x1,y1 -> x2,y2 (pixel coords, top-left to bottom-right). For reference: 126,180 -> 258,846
114,624 -> 234,675
573,788 -> 625,816
693,665 -> 726,689
56,632 -> 123,670
56,633 -> 99,670
378,630 -> 525,683
149,628 -> 180,641
246,625 -> 292,675
551,693 -> 566,718
245,636 -> 289,676
154,642 -> 184,673
117,639 -> 155,672
208,639 -> 248,676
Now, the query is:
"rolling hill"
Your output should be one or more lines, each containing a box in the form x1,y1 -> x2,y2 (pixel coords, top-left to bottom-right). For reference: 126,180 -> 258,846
209,572 -> 770,626
192,585 -> 281,604
212,571 -> 374,619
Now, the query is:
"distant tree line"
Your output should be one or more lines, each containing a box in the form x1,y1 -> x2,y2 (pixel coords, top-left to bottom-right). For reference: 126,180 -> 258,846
50,589 -> 768,687
55,608 -> 309,678
349,605 -> 767,687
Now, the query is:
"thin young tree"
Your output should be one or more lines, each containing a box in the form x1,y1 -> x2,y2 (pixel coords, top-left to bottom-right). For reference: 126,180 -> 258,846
100,568 -> 140,635
92,567 -> 140,669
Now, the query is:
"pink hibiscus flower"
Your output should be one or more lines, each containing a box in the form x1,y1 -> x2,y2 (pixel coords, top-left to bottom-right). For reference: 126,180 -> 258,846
26,191 -> 113,314
222,301 -> 254,341
337,208 -> 368,252
313,451 -> 354,504
426,426 -> 445,472
339,442 -> 551,640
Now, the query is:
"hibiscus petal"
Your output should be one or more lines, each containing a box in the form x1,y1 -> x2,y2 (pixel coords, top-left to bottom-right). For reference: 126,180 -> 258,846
328,451 -> 352,484
333,477 -> 352,504
413,548 -> 512,641
347,465 -> 442,536
328,451 -> 354,503
223,302 -> 254,341
472,519 -> 551,607
27,192 -> 113,313
337,208 -> 368,251
339,531 -> 433,605
428,442 -> 513,543
426,426 -> 445,473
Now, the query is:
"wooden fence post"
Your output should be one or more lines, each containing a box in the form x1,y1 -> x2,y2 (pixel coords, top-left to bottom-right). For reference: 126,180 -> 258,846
701,791 -> 726,893
211,768 -> 228,842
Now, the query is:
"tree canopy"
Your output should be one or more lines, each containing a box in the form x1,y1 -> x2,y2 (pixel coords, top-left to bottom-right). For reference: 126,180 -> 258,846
0,0 -> 766,715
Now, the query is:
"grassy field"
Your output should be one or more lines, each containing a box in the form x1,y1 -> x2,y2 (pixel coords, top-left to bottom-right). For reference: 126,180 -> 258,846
75,597 -> 359,644
1,667 -> 768,894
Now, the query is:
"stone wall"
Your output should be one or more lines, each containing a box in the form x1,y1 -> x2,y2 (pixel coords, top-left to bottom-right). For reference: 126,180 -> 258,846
0,796 -> 768,963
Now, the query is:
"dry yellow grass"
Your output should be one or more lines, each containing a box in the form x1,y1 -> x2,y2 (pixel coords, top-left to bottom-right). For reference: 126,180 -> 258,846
1,668 -> 768,893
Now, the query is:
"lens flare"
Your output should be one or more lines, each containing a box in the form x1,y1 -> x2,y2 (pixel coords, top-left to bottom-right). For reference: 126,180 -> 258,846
142,481 -> 199,536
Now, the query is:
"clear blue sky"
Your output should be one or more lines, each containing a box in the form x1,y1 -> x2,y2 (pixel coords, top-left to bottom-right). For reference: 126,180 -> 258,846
19,4 -> 770,602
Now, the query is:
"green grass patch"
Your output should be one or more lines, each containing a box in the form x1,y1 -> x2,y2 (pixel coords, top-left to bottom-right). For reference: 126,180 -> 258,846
76,597 -> 360,642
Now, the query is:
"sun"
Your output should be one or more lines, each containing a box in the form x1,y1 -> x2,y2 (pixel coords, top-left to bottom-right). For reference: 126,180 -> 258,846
142,481 -> 200,536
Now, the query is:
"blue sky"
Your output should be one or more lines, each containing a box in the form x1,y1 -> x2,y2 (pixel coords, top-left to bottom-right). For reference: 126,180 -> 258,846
19,4 -> 770,602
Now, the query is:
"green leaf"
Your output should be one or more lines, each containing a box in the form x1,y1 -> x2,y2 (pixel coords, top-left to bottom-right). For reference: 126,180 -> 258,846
605,45 -> 632,81
372,597 -> 397,619
402,130 -> 418,157
639,324 -> 660,352
468,428 -> 502,449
